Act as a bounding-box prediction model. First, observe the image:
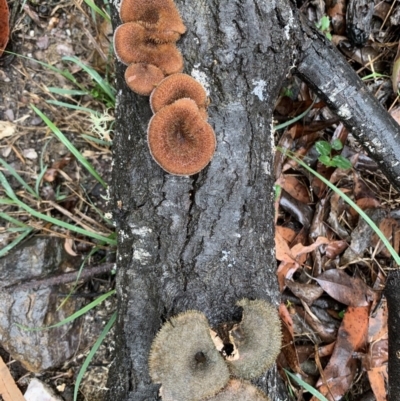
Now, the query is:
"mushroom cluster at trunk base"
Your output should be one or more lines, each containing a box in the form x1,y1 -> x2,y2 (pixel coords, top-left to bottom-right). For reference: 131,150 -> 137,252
113,0 -> 216,175
148,299 -> 281,401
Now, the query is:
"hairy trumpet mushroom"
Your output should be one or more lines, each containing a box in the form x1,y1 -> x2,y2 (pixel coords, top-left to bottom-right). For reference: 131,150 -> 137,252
150,73 -> 208,113
207,379 -> 271,401
119,0 -> 186,42
226,299 -> 282,380
147,98 -> 216,175
124,63 -> 165,96
149,311 -> 229,401
113,22 -> 184,74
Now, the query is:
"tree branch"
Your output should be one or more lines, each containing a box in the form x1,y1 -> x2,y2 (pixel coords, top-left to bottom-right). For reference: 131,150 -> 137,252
296,16 -> 400,192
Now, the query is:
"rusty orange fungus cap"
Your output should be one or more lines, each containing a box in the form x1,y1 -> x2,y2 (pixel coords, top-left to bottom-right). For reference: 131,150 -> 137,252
114,22 -> 184,74
147,98 -> 216,176
124,63 -> 165,96
150,73 -> 208,113
119,0 -> 186,42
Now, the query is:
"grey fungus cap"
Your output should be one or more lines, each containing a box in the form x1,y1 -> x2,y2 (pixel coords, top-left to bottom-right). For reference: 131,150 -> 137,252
148,311 -> 230,401
206,379 -> 271,401
226,299 -> 282,379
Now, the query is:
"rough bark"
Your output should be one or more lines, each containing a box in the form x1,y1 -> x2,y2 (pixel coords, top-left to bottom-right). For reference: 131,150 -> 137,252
296,15 -> 400,192
107,0 -> 295,400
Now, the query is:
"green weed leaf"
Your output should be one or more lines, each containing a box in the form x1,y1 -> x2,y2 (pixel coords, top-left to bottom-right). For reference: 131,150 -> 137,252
315,141 -> 332,156
331,155 -> 352,170
332,139 -> 344,151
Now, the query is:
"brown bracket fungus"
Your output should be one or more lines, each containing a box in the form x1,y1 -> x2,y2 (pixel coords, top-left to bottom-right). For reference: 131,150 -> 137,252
147,98 -> 216,175
119,0 -> 186,43
124,63 -> 165,96
226,299 -> 282,380
206,379 -> 271,401
150,73 -> 208,114
148,311 -> 230,401
113,22 -> 184,74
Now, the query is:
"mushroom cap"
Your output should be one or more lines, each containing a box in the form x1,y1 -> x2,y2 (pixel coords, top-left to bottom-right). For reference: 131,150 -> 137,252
150,73 -> 208,113
113,22 -> 184,74
226,299 -> 282,379
124,63 -> 165,96
119,0 -> 186,42
149,310 -> 230,401
147,98 -> 216,176
208,379 -> 271,401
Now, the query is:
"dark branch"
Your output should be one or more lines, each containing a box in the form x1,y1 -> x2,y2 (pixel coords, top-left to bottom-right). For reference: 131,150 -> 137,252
296,16 -> 400,192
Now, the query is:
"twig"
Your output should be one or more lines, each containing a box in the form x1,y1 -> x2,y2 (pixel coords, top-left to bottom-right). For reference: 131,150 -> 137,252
4,262 -> 115,291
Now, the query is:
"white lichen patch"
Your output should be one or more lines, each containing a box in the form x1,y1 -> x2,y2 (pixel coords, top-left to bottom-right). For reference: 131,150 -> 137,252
133,248 -> 152,260
131,226 -> 153,236
221,250 -> 230,262
262,161 -> 271,175
251,79 -> 267,101
284,12 -> 295,41
337,104 -> 352,120
113,0 -> 121,12
191,64 -> 211,96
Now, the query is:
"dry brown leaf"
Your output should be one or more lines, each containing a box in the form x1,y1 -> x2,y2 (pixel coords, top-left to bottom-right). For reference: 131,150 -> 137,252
276,237 -> 329,291
368,299 -> 388,343
280,175 -> 310,204
312,306 -> 369,401
0,355 -> 25,401
276,225 -> 297,244
0,121 -> 16,139
64,238 -> 78,257
367,366 -> 387,401
315,269 -> 373,307
325,240 -> 348,259
290,237 -> 330,259
285,280 -> 324,305
275,230 -> 295,263
371,217 -> 400,257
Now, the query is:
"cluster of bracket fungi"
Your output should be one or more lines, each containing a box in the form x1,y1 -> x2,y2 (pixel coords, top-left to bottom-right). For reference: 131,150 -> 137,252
114,0 -> 216,175
149,299 -> 282,401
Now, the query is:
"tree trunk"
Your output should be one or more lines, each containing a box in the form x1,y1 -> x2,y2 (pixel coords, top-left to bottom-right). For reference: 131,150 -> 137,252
107,0 -> 295,400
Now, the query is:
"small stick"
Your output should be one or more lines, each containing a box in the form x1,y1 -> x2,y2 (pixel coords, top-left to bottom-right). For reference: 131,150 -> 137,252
4,262 -> 115,291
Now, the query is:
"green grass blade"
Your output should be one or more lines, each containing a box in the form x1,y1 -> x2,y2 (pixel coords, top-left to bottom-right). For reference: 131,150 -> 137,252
0,198 -> 16,205
46,100 -> 99,114
81,134 -> 112,146
73,311 -> 116,401
17,290 -> 116,331
47,88 -> 88,96
0,158 -> 38,199
0,212 -> 29,227
5,51 -> 78,84
273,100 -> 316,131
0,228 -> 33,257
285,370 -> 330,401
83,0 -> 111,22
62,56 -> 115,103
278,147 -> 400,265
31,105 -> 107,188
0,172 -> 116,244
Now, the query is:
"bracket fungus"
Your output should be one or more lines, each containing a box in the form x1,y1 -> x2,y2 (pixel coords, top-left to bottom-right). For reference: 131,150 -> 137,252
150,73 -> 208,114
113,22 -> 184,74
207,379 -> 271,401
226,299 -> 282,380
147,98 -> 216,175
148,311 -> 230,401
124,63 -> 165,96
119,0 -> 186,43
